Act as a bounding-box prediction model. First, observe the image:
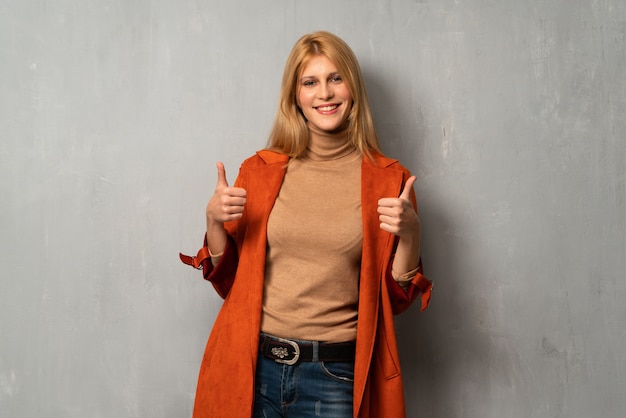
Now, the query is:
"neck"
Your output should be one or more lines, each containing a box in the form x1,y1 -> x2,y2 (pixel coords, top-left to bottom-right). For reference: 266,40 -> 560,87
306,122 -> 356,161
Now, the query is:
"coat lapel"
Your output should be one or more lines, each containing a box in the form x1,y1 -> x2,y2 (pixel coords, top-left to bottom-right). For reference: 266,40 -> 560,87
238,150 -> 288,358
354,152 -> 405,414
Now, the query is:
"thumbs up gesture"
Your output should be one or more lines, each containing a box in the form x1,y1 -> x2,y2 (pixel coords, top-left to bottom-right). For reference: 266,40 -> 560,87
206,162 -> 247,225
377,176 -> 420,237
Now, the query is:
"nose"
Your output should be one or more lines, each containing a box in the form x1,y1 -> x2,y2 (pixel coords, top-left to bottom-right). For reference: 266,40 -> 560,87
318,82 -> 334,100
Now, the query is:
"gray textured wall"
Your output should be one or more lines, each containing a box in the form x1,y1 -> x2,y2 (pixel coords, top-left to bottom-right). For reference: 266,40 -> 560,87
1,1 -> 625,417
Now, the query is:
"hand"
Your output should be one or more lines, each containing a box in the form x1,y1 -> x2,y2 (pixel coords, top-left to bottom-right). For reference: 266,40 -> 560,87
377,176 -> 420,237
206,162 -> 247,226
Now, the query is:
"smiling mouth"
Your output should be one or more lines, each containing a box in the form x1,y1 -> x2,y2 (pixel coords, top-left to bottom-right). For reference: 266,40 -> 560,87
315,104 -> 339,112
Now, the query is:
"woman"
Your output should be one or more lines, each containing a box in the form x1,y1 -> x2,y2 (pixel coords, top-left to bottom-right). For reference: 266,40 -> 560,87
180,31 -> 432,418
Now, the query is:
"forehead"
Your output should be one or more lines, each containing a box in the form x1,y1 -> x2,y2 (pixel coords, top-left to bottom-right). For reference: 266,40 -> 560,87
300,55 -> 339,77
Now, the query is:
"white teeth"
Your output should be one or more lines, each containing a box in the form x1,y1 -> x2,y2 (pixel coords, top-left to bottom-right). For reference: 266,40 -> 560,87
317,105 -> 338,111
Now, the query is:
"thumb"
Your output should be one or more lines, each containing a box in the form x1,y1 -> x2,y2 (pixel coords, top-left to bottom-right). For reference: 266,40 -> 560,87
399,175 -> 416,200
215,162 -> 229,187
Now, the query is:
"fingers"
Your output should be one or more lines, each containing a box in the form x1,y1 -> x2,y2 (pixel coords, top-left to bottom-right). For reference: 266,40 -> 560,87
207,162 -> 247,223
214,162 -> 246,197
378,175 -> 418,236
399,175 -> 416,200
378,206 -> 420,236
216,162 -> 229,188
378,175 -> 416,208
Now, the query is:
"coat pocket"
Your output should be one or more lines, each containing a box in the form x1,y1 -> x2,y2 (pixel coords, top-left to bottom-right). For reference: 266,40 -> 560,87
375,318 -> 400,380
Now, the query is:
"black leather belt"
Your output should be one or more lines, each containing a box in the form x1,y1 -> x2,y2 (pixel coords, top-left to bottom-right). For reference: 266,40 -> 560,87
259,334 -> 356,365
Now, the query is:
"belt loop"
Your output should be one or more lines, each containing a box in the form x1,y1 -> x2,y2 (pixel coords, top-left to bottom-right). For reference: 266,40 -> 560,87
312,341 -> 319,362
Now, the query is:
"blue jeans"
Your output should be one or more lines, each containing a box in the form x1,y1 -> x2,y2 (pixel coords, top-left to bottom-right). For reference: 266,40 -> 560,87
253,338 -> 354,418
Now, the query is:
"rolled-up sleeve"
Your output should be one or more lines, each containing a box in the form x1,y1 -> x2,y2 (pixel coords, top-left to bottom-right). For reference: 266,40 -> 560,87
385,258 -> 433,315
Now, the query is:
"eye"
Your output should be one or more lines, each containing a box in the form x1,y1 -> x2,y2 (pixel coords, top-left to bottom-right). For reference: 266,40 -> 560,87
302,79 -> 316,87
330,75 -> 343,83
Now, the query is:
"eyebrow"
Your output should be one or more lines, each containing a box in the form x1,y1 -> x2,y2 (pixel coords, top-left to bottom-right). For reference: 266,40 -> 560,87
300,71 -> 341,80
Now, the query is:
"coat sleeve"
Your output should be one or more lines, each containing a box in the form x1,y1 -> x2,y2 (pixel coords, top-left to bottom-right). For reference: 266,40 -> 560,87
385,258 -> 432,315
178,234 -> 239,299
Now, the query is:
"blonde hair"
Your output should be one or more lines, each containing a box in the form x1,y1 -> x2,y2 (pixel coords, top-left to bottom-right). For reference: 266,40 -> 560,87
266,31 -> 381,159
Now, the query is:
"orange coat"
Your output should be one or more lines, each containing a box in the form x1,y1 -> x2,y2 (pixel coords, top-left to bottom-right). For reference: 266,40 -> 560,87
180,150 -> 432,418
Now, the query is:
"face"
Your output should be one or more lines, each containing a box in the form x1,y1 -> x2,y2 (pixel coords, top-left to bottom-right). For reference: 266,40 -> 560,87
296,55 -> 353,133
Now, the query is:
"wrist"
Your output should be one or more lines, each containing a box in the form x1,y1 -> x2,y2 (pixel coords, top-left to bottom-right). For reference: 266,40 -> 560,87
206,220 -> 227,255
206,217 -> 226,233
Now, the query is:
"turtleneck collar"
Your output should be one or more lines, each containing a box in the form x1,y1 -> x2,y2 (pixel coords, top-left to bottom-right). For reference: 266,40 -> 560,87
305,122 -> 357,161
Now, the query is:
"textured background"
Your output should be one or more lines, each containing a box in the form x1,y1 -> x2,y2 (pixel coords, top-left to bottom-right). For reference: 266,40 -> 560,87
1,1 -> 625,417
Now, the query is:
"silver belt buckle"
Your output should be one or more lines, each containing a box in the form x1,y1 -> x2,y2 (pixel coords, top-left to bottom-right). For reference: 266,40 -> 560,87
271,337 -> 300,365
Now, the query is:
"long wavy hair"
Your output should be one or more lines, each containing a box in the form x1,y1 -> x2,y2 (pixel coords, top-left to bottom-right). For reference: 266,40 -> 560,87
266,31 -> 381,159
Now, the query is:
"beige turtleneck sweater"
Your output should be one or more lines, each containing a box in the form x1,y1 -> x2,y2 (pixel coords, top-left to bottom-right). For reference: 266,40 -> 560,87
261,124 -> 362,343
